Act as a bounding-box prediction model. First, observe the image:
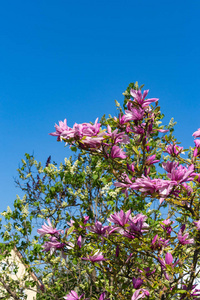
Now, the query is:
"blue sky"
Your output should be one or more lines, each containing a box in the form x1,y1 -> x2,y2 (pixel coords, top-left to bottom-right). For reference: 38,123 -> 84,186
1,0 -> 200,211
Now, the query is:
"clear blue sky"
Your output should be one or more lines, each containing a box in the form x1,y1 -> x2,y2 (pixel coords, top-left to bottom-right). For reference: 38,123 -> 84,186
1,0 -> 200,211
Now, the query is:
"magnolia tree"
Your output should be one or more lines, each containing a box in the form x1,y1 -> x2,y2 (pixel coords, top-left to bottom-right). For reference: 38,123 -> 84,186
1,82 -> 200,300
39,82 -> 200,300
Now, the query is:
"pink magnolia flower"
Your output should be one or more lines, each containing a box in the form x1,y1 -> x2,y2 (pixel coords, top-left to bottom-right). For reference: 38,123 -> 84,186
42,236 -> 65,255
79,134 -> 105,149
37,219 -> 63,238
87,221 -> 110,237
145,155 -> 159,166
115,245 -> 120,257
193,128 -> 200,138
131,288 -> 149,300
160,219 -> 174,235
125,252 -> 133,264
127,163 -> 135,172
130,175 -> 176,203
108,209 -> 131,226
181,284 -> 200,299
194,220 -> 200,230
124,107 -> 144,122
110,145 -> 127,159
132,124 -> 145,135
194,139 -> 200,148
193,139 -> 200,157
165,143 -> 184,156
77,235 -> 84,248
151,234 -> 169,250
116,213 -> 149,239
128,214 -> 149,233
158,252 -> 179,280
50,118 -> 105,149
50,119 -> 70,141
162,162 -> 195,184
82,250 -> 107,263
114,172 -> 133,197
98,292 -> 109,300
63,290 -> 84,300
182,182 -> 193,196
130,88 -> 158,108
107,125 -> 130,144
177,225 -> 194,245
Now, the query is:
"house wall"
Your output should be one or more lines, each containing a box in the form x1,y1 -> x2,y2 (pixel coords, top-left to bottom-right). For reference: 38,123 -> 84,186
0,249 -> 37,300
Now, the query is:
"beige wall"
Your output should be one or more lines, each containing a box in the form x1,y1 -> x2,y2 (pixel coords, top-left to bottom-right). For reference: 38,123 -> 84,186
0,249 -> 37,300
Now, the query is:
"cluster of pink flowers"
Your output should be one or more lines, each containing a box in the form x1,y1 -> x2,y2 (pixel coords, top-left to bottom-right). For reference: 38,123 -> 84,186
47,87 -> 200,299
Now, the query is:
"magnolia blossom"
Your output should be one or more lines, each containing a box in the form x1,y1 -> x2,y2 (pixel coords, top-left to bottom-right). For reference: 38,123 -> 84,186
158,252 -> 179,280
160,219 -> 174,235
63,290 -> 84,300
163,162 -> 195,184
98,292 -> 109,300
194,220 -> 200,230
131,288 -> 150,300
50,118 -> 103,145
151,234 -> 169,250
37,219 -> 63,238
110,145 -> 127,159
114,172 -> 133,197
181,284 -> 200,299
177,225 -> 194,245
108,209 -> 131,226
165,143 -> 184,156
130,88 -> 158,108
112,212 -> 149,239
193,128 -> 200,138
132,277 -> 143,289
130,175 -> 176,203
194,139 -> 200,148
124,107 -> 144,122
194,139 -> 200,157
50,119 -> 69,141
42,236 -> 65,255
82,250 -> 107,263
107,125 -> 130,144
145,154 -> 159,165
87,221 -> 110,237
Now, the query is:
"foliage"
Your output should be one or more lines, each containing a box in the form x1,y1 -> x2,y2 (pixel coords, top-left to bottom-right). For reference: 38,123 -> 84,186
1,82 -> 200,300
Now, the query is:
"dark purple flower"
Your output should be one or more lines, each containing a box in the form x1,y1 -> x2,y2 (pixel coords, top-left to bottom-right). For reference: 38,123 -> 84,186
132,277 -> 143,289
116,245 -> 120,257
